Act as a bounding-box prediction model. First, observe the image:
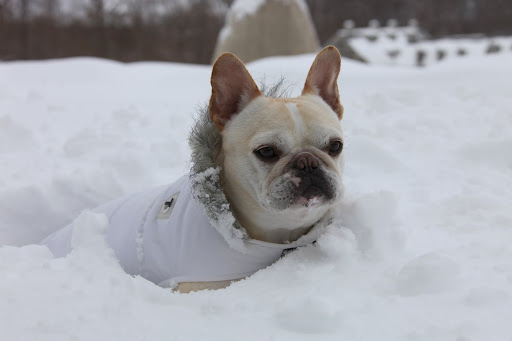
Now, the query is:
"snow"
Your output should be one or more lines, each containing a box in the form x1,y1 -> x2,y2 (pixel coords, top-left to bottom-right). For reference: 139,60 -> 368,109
349,31 -> 512,66
1,50 -> 512,340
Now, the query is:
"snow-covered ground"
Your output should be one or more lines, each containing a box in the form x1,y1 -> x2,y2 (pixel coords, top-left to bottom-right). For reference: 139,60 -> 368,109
1,51 -> 512,340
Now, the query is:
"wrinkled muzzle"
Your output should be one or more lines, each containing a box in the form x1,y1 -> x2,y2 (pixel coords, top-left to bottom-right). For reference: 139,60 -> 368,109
267,154 -> 341,210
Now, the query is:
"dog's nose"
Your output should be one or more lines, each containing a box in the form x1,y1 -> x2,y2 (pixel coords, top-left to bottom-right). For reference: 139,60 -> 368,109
293,152 -> 319,173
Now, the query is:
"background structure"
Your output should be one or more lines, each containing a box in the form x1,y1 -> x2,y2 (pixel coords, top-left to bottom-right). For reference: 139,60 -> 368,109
1,0 -> 511,64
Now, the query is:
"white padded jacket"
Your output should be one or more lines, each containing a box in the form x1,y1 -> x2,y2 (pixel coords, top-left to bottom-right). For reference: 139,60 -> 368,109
41,174 -> 323,287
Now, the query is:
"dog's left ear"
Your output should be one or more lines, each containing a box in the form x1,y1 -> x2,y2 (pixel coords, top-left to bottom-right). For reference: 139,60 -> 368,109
302,46 -> 344,120
209,53 -> 262,131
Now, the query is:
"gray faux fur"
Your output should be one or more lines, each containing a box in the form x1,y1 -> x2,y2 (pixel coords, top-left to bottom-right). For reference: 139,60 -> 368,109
188,104 -> 248,252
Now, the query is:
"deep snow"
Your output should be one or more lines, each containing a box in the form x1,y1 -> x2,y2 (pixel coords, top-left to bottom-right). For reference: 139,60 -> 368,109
1,51 -> 512,340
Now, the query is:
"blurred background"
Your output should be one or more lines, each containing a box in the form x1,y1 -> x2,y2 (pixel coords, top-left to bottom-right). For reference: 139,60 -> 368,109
0,0 -> 511,65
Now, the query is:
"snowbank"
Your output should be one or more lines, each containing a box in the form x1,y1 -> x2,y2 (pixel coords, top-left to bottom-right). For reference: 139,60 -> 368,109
1,52 -> 512,340
349,33 -> 512,67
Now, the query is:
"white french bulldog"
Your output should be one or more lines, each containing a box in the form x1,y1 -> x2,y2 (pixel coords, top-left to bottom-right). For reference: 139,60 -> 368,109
42,46 -> 345,293
211,45 -> 345,245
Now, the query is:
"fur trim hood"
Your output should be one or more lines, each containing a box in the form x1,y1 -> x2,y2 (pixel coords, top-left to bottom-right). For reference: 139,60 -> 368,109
188,105 -> 249,251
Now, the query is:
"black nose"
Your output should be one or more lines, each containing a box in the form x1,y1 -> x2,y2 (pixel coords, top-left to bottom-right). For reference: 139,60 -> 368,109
293,152 -> 319,173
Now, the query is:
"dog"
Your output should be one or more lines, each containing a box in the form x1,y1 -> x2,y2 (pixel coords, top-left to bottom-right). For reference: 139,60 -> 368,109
42,46 -> 345,293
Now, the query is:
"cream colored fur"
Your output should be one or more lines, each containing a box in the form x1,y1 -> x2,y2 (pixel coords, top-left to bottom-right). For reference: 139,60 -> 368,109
220,95 -> 344,243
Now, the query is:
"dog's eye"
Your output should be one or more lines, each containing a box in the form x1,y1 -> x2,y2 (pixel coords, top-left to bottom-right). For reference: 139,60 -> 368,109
328,140 -> 343,156
255,146 -> 278,161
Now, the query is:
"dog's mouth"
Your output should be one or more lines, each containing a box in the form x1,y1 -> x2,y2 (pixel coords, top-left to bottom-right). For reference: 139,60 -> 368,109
302,185 -> 324,198
268,171 -> 338,210
293,185 -> 326,207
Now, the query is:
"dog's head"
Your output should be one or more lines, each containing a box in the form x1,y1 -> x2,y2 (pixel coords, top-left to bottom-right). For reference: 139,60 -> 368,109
209,47 -> 344,242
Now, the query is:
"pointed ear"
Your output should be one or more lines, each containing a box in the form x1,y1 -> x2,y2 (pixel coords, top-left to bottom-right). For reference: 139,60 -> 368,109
302,46 -> 344,120
209,53 -> 262,131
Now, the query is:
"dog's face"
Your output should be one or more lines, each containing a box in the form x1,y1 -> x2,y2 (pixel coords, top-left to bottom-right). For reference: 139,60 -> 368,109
209,47 -> 344,242
222,95 -> 344,210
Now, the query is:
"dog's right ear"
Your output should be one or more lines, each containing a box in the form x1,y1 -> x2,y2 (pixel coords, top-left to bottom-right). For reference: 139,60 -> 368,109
209,53 -> 262,131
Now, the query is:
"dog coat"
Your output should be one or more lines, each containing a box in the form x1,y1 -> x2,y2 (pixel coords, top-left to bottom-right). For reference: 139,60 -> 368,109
42,105 -> 332,287
42,174 -> 324,287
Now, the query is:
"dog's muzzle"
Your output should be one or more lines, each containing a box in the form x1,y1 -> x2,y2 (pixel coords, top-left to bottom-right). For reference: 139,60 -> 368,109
268,153 -> 339,209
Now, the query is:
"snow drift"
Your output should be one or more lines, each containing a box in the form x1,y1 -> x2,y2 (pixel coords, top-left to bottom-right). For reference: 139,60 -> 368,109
1,52 -> 511,340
